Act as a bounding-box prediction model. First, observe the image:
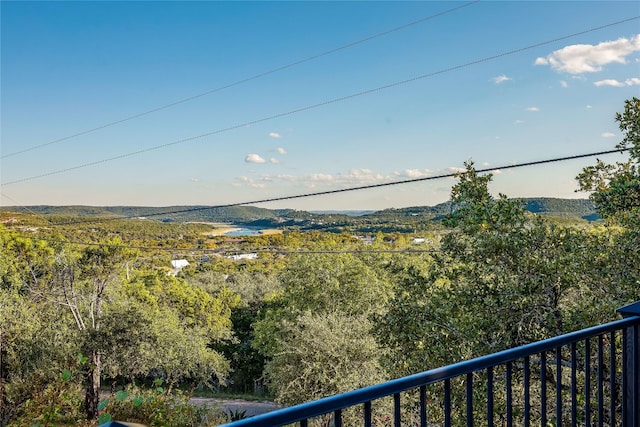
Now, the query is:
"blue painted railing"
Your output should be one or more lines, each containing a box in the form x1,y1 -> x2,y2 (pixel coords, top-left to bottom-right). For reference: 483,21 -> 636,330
220,302 -> 640,427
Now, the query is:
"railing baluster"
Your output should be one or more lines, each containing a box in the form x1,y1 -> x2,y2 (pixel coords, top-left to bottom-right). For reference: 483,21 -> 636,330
393,392 -> 400,427
419,385 -> 427,427
524,355 -> 530,427
217,315 -> 640,427
364,401 -> 372,427
622,326 -> 628,427
556,346 -> 562,426
634,324 -> 639,427
506,361 -> 513,427
631,324 -> 640,426
571,342 -> 577,427
609,330 -> 615,427
597,334 -> 604,427
487,366 -> 494,427
334,409 -> 341,427
444,379 -> 451,427
466,372 -> 473,427
586,338 -> 591,427
541,351 -> 547,426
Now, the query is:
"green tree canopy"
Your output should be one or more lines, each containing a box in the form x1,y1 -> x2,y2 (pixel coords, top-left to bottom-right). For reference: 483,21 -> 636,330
577,97 -> 640,219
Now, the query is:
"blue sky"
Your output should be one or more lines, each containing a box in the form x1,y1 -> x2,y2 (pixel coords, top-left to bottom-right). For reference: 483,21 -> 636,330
1,1 -> 639,211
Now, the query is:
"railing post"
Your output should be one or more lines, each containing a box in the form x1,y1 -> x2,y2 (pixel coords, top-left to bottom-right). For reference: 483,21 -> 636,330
616,301 -> 640,427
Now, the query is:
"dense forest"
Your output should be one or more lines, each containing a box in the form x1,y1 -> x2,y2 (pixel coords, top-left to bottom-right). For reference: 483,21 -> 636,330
0,98 -> 638,426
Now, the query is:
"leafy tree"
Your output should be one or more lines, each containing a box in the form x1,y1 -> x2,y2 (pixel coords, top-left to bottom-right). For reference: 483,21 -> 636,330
254,254 -> 391,405
0,228 -> 81,425
44,239 -> 137,419
574,97 -> 640,326
577,97 -> 640,219
211,272 -> 282,393
0,229 -> 236,423
444,160 -> 526,231
264,311 -> 385,412
378,163 -> 589,377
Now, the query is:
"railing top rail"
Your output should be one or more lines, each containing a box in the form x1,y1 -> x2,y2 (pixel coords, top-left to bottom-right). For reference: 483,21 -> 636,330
220,315 -> 640,427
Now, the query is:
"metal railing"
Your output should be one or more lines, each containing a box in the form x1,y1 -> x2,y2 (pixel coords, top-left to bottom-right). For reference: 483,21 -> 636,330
220,302 -> 640,427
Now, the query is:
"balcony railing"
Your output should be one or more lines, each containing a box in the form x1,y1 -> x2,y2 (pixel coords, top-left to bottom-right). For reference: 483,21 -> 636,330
220,301 -> 640,427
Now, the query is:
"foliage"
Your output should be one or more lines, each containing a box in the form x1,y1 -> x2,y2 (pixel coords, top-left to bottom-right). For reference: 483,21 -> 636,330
7,362 -> 88,427
1,98 -> 640,426
444,161 -> 526,231
210,272 -> 281,394
254,254 -> 391,405
577,97 -> 640,219
378,162 -> 606,378
100,382 -> 226,427
263,311 -> 386,406
0,228 -> 235,424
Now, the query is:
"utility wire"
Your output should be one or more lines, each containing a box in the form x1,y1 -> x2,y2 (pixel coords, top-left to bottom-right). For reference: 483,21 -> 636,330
0,1 -> 479,160
3,15 -> 637,187
29,147 -> 629,227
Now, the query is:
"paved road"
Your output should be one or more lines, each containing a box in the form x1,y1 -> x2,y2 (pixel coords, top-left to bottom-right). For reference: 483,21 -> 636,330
189,397 -> 279,419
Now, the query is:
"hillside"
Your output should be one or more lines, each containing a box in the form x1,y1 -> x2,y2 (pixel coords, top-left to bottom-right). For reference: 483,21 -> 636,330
0,197 -> 598,226
0,205 -> 277,223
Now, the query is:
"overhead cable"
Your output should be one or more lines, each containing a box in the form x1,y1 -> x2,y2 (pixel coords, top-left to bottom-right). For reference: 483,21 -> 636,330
0,1 -> 479,159
3,15 -> 638,186
37,147 -> 629,227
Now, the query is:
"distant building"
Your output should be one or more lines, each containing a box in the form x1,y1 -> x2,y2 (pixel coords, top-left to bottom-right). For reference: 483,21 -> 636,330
355,235 -> 375,245
170,259 -> 189,276
226,253 -> 258,261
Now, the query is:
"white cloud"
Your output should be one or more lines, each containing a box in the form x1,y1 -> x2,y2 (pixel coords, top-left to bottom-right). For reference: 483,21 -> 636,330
586,105 -> 593,109
482,162 -> 491,167
269,132 -> 281,139
526,107 -> 540,112
245,154 -> 266,164
396,169 -> 430,178
514,119 -> 525,124
310,173 -> 334,182
560,80 -> 568,88
602,132 -> 616,138
492,74 -> 511,84
252,168 -> 393,189
593,78 -> 640,87
236,176 -> 266,189
277,147 -> 287,155
594,79 -> 626,87
447,166 -> 466,174
535,34 -> 640,74
491,169 -> 503,175
270,158 -> 280,164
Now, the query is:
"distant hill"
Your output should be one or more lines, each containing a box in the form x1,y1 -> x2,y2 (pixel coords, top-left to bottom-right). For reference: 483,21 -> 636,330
0,198 -> 599,224
518,198 -> 597,219
0,205 -> 277,223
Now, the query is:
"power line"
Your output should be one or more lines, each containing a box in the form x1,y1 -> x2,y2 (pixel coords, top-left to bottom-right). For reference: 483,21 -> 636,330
29,147 -> 629,227
3,15 -> 637,187
0,1 -> 479,160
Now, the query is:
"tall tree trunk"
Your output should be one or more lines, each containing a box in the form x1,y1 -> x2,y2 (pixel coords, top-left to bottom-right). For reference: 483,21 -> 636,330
84,351 -> 101,420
